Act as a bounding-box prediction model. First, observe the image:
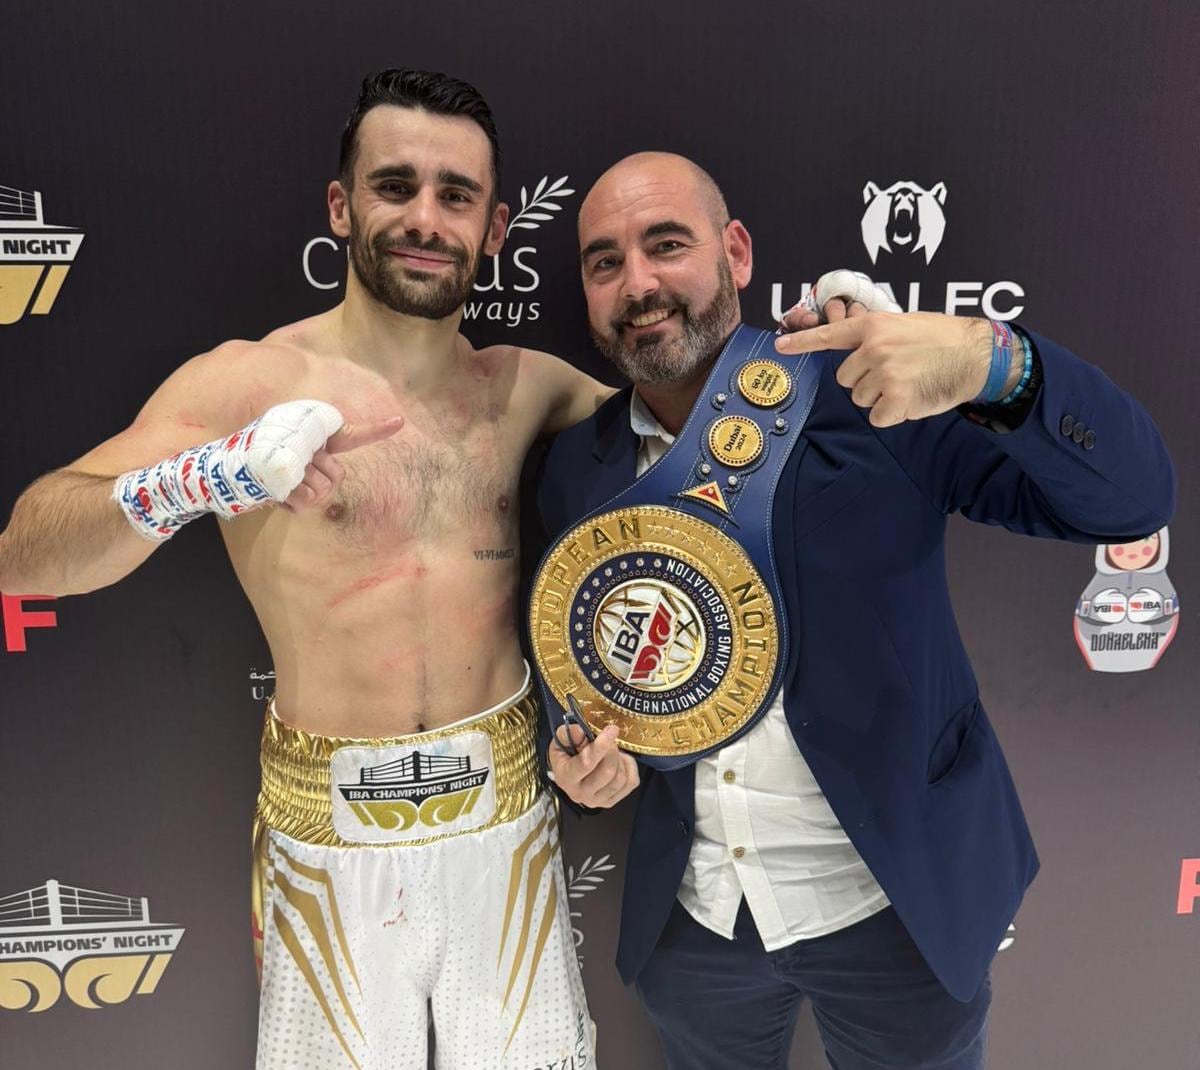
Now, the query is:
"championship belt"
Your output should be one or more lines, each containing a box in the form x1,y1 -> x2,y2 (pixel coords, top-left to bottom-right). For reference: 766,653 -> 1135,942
530,324 -> 821,770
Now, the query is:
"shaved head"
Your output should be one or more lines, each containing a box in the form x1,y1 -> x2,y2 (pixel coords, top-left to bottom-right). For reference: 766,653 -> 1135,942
580,152 -> 729,236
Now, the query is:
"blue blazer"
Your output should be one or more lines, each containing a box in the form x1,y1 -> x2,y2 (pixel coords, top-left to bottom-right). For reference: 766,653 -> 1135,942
531,328 -> 1175,1000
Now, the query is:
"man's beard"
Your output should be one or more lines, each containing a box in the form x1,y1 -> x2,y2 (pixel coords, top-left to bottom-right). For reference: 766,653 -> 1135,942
589,258 -> 739,386
348,211 -> 481,320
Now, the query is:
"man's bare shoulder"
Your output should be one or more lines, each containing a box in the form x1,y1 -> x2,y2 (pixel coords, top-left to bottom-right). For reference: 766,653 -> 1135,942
157,338 -> 306,426
507,346 -> 617,434
133,316 -> 327,437
467,340 -> 589,376
258,310 -> 337,358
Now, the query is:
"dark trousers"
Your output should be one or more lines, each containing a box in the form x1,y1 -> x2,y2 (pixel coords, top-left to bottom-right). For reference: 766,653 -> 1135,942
636,900 -> 989,1070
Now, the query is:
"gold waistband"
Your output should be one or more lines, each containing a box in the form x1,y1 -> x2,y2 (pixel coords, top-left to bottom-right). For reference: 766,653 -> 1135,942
256,684 -> 542,848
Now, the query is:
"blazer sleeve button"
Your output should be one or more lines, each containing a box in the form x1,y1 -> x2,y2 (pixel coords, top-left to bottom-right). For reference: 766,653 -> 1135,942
1072,423 -> 1087,444
1083,429 -> 1096,450
1060,414 -> 1075,436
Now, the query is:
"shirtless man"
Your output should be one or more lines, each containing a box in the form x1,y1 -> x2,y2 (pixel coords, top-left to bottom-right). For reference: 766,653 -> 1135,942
0,69 -> 607,1070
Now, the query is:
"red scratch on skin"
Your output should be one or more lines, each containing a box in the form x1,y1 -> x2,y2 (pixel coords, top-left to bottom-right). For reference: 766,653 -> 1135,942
326,562 -> 423,609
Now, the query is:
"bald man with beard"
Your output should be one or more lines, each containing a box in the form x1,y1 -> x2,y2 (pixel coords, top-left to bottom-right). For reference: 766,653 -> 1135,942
536,152 -> 1174,1070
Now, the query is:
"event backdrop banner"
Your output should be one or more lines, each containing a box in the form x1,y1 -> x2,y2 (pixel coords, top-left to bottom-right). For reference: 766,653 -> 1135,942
1,1 -> 1197,1068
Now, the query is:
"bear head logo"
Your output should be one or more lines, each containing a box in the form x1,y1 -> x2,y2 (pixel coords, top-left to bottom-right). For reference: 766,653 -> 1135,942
860,180 -> 948,265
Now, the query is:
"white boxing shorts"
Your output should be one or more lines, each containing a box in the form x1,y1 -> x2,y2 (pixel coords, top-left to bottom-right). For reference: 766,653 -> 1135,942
251,670 -> 595,1069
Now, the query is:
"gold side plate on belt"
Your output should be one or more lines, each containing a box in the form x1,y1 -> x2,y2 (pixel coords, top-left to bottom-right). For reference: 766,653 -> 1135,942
530,506 -> 779,757
707,415 -> 764,468
737,359 -> 792,407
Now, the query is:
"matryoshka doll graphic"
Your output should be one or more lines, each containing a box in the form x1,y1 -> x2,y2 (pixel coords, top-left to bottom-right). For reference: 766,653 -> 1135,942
1074,527 -> 1179,672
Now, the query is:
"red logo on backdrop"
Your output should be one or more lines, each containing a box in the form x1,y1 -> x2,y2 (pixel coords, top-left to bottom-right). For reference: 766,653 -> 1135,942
1178,859 -> 1200,915
1,593 -> 58,652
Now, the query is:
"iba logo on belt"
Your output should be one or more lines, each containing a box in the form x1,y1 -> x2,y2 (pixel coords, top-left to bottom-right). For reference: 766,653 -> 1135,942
0,184 -> 85,326
0,879 -> 185,1012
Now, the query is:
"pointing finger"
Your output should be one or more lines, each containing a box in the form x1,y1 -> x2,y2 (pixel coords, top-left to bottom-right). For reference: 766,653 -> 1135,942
774,318 -> 865,356
327,415 -> 405,455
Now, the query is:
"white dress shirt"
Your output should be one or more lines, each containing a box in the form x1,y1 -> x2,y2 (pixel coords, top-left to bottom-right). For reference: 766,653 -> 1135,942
630,389 -> 889,950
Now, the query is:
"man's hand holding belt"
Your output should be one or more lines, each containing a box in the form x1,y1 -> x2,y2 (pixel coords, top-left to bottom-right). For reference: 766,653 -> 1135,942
548,723 -> 641,809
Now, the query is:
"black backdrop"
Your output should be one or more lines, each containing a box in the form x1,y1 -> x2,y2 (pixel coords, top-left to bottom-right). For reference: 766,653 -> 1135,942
1,2 -> 1197,1067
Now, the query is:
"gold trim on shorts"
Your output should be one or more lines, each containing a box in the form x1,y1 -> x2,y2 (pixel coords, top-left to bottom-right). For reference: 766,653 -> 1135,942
256,675 -> 541,848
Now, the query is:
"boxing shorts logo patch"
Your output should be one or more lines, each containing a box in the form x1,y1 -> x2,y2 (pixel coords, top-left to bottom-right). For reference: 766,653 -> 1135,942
330,732 -> 497,843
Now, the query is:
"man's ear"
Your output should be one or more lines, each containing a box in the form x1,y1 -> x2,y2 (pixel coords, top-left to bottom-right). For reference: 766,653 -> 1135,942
484,201 -> 509,257
328,180 -> 351,239
724,219 -> 753,290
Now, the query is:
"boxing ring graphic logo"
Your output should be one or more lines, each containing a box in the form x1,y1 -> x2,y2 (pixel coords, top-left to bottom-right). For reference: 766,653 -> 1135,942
0,185 -> 85,325
337,750 -> 492,832
302,173 -> 575,328
0,879 -> 185,1012
860,180 -> 948,265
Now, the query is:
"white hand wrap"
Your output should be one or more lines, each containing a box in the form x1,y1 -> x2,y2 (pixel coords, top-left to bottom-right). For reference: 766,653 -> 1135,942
114,400 -> 344,541
788,269 -> 902,321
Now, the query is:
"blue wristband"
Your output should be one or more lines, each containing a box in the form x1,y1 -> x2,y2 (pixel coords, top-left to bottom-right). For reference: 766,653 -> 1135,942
974,320 -> 1014,404
997,328 -> 1034,405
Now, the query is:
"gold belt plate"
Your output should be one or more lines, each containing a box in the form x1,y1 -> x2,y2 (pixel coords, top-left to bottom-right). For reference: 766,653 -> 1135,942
530,506 -> 779,757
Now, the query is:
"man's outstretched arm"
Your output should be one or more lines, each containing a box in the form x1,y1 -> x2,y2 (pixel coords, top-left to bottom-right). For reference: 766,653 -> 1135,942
0,468 -> 161,598
0,345 -> 401,597
0,348 -> 243,597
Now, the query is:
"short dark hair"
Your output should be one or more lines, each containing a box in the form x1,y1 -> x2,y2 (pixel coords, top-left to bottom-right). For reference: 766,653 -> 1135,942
339,68 -> 501,199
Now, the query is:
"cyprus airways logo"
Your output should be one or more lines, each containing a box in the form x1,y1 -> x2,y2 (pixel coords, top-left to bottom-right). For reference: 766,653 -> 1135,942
302,174 -> 575,328
0,184 -> 84,325
0,879 -> 185,1012
768,176 -> 1026,323
860,180 -> 948,265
